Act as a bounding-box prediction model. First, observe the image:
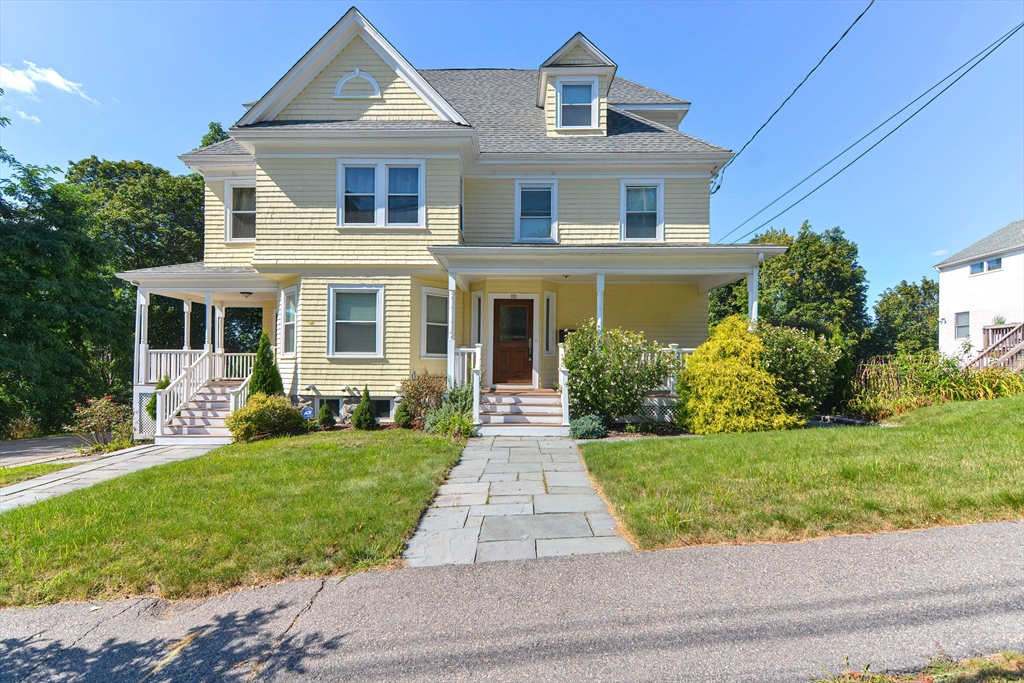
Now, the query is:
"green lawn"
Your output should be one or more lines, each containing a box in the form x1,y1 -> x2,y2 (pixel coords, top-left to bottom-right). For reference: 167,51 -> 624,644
0,430 -> 462,606
0,462 -> 77,488
581,396 -> 1024,549
813,651 -> 1024,682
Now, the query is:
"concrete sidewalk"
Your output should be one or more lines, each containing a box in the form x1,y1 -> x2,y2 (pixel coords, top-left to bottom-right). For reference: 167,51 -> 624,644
1,521 -> 1021,682
0,444 -> 217,513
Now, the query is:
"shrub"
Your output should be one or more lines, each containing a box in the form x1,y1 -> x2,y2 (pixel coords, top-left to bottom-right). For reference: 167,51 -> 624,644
393,400 -> 414,428
758,323 -> 842,416
145,375 -> 171,421
424,383 -> 473,434
676,316 -> 803,434
570,414 -> 606,439
64,396 -> 134,449
430,412 -> 475,439
249,332 -> 284,396
317,402 -> 336,429
399,373 -> 447,419
351,386 -> 377,430
224,392 -> 306,442
562,319 -> 680,424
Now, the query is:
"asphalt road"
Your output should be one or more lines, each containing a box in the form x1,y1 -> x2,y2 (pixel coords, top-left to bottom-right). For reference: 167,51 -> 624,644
0,435 -> 89,467
2,521 -> 1022,682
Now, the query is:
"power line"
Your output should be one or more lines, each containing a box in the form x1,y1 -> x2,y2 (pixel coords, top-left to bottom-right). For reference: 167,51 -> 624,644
726,21 -> 1024,245
711,0 -> 874,195
716,21 -> 1024,244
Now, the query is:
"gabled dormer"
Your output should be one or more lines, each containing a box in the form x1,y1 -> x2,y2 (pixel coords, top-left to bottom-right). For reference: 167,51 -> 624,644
537,33 -> 617,137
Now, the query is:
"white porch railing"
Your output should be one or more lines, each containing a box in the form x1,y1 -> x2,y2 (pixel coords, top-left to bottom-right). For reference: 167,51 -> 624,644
230,374 -> 253,413
648,344 -> 695,394
215,352 -> 257,380
558,343 -> 569,426
155,350 -> 211,435
147,350 -> 203,384
454,345 -> 483,424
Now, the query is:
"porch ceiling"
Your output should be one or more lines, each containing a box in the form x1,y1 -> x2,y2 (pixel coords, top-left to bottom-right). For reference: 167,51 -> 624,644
116,262 -> 279,305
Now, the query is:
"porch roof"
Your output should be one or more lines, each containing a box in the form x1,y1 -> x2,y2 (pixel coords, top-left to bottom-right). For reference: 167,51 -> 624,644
115,262 -> 279,305
427,244 -> 787,292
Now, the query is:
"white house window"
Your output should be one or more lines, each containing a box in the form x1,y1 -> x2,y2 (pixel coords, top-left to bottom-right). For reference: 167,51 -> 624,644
954,311 -> 970,339
970,262 -> 984,275
621,179 -> 664,241
556,78 -> 598,128
329,285 -> 384,357
986,257 -> 1002,271
515,180 -> 557,243
422,287 -> 448,357
282,289 -> 297,355
387,166 -> 419,224
337,160 -> 425,228
225,183 -> 256,241
343,166 -> 376,224
544,291 -> 556,355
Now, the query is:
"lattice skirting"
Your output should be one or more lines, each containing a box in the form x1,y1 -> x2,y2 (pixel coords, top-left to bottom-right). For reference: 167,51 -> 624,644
134,389 -> 155,439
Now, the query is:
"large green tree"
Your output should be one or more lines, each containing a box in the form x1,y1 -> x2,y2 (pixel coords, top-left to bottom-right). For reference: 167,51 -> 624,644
200,122 -> 229,148
868,277 -> 939,356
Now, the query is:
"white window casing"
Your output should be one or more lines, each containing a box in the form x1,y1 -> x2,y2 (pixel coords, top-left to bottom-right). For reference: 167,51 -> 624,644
280,287 -> 297,357
224,179 -> 256,242
954,311 -> 970,339
620,179 -> 665,242
421,286 -> 449,358
555,76 -> 599,130
543,291 -> 557,356
514,179 -> 558,243
328,284 -> 385,358
336,159 -> 426,228
471,291 -> 483,346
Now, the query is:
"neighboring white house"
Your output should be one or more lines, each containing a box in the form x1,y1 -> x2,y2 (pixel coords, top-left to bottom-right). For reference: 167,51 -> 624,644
935,219 -> 1024,362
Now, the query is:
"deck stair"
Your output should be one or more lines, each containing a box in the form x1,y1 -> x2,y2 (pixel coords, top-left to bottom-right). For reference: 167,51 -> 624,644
477,389 -> 569,436
157,380 -> 241,445
966,322 -> 1024,372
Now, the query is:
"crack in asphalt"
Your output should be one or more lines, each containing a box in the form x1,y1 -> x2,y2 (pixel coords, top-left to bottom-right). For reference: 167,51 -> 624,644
246,577 -> 330,682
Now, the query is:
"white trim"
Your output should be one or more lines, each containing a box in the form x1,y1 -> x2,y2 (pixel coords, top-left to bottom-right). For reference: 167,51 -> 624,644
471,290 -> 483,345
421,286 -> 449,358
336,159 -> 426,228
555,76 -> 600,130
543,291 -> 557,356
333,68 -> 382,99
620,178 -> 665,242
541,33 -> 616,69
486,293 -> 540,389
327,284 -> 385,359
280,287 -> 298,358
514,179 -> 559,244
223,179 -> 256,243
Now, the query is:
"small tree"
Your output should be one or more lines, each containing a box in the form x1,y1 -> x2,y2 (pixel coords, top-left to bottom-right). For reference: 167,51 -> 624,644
393,400 -> 413,428
249,332 -> 283,396
351,386 -> 377,430
317,402 -> 336,429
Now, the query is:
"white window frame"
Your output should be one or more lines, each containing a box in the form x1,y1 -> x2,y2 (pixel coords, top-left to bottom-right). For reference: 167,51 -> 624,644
543,291 -> 557,356
224,179 -> 257,243
421,286 -> 449,359
471,290 -> 483,346
620,179 -> 665,242
555,76 -> 599,130
954,311 -> 970,339
336,159 -> 426,229
514,179 -> 558,244
986,257 -> 1003,271
969,261 -> 985,275
327,284 -> 385,359
279,287 -> 297,358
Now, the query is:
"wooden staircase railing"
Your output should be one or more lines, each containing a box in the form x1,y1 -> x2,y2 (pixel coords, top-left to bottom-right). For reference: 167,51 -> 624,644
966,322 -> 1024,371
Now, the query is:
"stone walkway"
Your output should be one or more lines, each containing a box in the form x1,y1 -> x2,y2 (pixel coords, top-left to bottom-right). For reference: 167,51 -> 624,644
404,436 -> 631,566
0,444 -> 217,513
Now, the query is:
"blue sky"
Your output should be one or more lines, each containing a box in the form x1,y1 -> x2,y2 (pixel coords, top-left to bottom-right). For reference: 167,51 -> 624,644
2,1 -> 1022,305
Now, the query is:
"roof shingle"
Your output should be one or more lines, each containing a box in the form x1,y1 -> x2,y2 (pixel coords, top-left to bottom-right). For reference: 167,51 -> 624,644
936,219 -> 1024,268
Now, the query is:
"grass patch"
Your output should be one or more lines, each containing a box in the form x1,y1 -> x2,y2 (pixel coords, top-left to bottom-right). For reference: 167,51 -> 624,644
813,650 -> 1024,682
0,430 -> 462,606
0,462 -> 77,488
580,396 -> 1024,548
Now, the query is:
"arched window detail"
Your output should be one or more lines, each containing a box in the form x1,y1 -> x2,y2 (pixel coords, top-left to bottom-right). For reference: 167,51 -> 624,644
333,68 -> 382,99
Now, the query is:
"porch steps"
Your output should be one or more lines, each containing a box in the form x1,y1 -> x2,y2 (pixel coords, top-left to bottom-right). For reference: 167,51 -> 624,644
155,381 -> 240,446
477,390 -> 569,436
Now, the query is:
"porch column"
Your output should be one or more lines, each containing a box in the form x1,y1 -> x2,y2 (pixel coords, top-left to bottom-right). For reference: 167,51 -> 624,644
135,289 -> 150,384
596,273 -> 606,336
748,265 -> 759,323
203,292 -> 213,351
215,306 -> 226,354
182,300 -> 192,350
446,273 -> 457,383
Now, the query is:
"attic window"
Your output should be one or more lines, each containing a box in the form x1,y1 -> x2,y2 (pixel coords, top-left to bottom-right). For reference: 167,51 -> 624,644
556,77 -> 598,128
333,68 -> 382,99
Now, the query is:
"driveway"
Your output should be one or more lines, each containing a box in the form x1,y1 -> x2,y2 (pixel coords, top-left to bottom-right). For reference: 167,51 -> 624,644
0,435 -> 90,468
1,520 -> 1021,682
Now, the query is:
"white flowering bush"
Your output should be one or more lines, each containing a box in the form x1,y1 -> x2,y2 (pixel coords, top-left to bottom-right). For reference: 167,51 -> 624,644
757,323 -> 842,416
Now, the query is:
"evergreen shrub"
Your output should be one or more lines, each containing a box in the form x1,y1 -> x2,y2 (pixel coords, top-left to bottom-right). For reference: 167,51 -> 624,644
249,332 -> 284,396
569,414 -> 606,439
393,400 -> 413,428
351,386 -> 377,430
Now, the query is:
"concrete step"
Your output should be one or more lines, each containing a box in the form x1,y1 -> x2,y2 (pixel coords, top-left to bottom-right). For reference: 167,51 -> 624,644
155,435 -> 233,446
480,403 -> 564,415
480,395 -> 562,406
170,416 -> 227,427
164,425 -> 232,437
186,400 -> 231,410
178,408 -> 230,418
476,424 -> 570,437
479,413 -> 564,425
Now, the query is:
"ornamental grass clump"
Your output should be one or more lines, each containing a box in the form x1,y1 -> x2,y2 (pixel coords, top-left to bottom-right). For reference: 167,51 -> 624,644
676,316 -> 803,434
424,383 -> 474,438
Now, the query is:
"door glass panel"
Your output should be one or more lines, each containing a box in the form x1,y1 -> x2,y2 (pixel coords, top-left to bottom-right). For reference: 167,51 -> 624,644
499,305 -> 528,342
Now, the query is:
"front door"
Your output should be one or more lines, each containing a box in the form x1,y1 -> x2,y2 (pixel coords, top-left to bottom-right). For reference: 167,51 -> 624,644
493,299 -> 533,384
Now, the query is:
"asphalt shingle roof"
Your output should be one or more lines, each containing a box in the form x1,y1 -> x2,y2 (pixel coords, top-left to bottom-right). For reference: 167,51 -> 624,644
241,120 -> 467,130
186,139 -> 249,156
119,262 -> 256,276
936,219 -> 1024,268
606,76 -> 688,105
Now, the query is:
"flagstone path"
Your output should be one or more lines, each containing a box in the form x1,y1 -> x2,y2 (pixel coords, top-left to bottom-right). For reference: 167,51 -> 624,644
404,436 -> 631,566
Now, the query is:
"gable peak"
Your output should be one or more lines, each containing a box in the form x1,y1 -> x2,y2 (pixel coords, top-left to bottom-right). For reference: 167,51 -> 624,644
541,32 -> 616,69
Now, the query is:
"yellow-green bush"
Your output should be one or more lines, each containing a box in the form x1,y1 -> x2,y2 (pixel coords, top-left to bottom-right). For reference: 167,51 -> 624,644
225,393 -> 307,442
676,316 -> 803,434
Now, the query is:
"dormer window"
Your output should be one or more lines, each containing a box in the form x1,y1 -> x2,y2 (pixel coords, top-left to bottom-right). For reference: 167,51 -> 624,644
556,77 -> 598,129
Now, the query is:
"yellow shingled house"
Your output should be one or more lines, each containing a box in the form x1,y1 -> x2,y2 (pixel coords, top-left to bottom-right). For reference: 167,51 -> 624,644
118,7 -> 784,443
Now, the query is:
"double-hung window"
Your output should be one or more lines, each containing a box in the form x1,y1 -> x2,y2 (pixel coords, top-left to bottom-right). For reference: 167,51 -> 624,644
620,179 -> 664,241
421,287 -> 448,357
226,182 -> 256,241
556,77 -> 598,129
515,180 -> 557,243
329,285 -> 383,358
954,311 -> 970,339
281,289 -> 297,355
338,160 -> 425,227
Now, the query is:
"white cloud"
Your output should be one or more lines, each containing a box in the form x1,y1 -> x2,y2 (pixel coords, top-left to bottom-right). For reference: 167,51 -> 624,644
0,61 -> 98,105
15,109 -> 41,123
930,249 -> 949,257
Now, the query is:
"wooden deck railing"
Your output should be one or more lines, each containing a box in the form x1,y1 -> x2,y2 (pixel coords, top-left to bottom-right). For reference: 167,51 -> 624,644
966,322 -> 1024,371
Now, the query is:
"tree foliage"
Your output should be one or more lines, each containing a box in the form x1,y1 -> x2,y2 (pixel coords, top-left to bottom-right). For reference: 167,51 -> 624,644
868,277 -> 939,357
758,322 -> 842,416
351,386 -> 377,430
200,122 -> 230,148
249,332 -> 284,396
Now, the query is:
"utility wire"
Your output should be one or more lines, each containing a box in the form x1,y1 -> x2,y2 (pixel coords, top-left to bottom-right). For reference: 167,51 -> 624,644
711,0 -> 875,194
726,21 -> 1024,245
716,21 -> 1024,244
